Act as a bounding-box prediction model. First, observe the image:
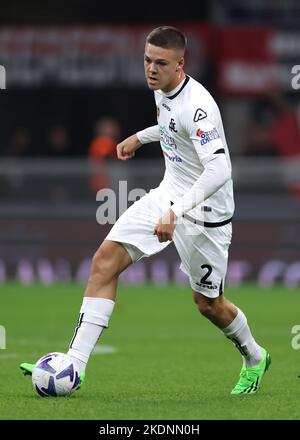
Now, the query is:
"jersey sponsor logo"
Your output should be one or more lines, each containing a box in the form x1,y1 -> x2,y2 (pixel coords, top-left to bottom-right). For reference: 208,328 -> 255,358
163,151 -> 182,162
196,127 -> 220,145
159,126 -> 177,149
162,102 -> 171,111
169,118 -> 178,133
159,125 -> 181,162
193,108 -> 207,122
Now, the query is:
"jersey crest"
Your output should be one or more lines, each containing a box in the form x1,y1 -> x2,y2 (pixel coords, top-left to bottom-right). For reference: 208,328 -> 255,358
193,108 -> 207,122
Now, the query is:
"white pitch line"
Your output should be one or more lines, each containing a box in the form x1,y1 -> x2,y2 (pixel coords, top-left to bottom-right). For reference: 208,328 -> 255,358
0,345 -> 118,360
0,353 -> 20,359
93,345 -> 118,354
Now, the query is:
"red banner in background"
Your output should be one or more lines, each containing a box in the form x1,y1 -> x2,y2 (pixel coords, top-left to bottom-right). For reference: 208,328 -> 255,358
216,27 -> 298,95
0,25 -> 211,87
0,24 -> 298,94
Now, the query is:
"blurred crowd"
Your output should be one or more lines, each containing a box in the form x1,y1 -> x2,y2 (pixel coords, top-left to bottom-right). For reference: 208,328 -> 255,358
2,117 -> 121,160
242,89 -> 300,159
3,89 -> 300,161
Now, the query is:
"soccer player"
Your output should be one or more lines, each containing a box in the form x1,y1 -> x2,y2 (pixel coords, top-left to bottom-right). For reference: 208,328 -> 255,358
21,26 -> 270,394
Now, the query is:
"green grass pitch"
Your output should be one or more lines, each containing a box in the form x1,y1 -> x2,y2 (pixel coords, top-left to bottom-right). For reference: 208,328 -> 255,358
0,282 -> 300,420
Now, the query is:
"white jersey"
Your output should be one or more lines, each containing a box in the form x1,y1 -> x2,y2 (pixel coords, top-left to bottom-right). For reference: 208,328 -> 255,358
137,75 -> 234,224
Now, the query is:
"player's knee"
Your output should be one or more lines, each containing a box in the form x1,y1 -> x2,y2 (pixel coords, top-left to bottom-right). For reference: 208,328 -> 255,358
91,244 -> 116,278
198,303 -> 215,318
192,292 -> 215,318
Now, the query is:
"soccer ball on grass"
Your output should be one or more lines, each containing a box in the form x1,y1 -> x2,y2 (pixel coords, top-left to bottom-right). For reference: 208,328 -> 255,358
32,352 -> 80,397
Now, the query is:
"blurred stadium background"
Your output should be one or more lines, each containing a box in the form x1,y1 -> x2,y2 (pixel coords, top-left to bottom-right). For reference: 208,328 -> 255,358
1,0 -> 300,421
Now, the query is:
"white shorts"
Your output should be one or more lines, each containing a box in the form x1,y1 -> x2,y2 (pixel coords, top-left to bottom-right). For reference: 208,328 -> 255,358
106,187 -> 232,298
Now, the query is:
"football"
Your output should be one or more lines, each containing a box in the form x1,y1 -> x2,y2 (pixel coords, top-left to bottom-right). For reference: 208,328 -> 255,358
32,352 -> 80,397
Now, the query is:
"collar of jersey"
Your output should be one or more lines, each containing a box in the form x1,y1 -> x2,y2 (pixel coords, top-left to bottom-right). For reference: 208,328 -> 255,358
163,75 -> 190,100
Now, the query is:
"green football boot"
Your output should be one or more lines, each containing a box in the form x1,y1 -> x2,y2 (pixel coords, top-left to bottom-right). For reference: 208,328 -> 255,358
231,348 -> 271,395
19,362 -> 86,388
20,362 -> 34,376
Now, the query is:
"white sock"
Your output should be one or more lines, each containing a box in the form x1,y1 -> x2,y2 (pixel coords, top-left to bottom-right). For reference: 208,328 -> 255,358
67,297 -> 115,372
222,308 -> 263,367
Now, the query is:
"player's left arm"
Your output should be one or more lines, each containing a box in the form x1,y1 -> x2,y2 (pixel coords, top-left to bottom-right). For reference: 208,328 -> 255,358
154,105 -> 231,242
171,106 -> 231,218
154,152 -> 230,242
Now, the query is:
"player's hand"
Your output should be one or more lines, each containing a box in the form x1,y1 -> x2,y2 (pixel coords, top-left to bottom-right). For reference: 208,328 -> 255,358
154,209 -> 177,242
116,134 -> 142,161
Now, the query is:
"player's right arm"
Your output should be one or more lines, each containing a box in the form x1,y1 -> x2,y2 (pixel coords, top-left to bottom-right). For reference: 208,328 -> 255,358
117,125 -> 160,161
116,134 -> 142,160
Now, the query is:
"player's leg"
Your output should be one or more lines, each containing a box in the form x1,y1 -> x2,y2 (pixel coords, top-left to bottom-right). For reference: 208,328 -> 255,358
173,221 -> 270,394
192,291 -> 271,394
20,188 -> 171,381
66,239 -> 133,373
66,188 -> 172,374
20,239 -> 133,379
84,239 -> 132,300
192,291 -> 264,366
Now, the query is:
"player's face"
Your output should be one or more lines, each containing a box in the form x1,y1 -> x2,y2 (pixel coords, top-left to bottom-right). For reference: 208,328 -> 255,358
144,43 -> 184,93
